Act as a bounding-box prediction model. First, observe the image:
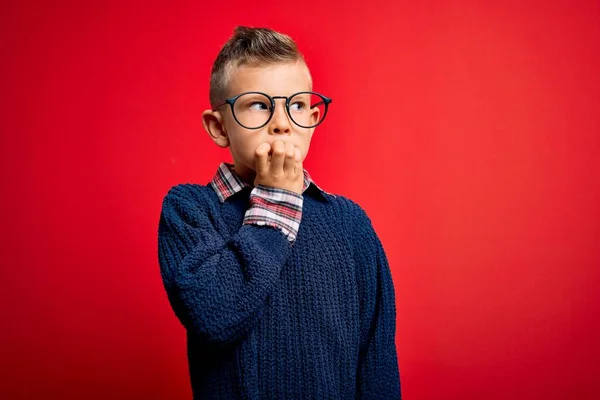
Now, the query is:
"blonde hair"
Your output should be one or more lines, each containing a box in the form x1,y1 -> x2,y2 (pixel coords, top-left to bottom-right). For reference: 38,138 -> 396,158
209,26 -> 312,108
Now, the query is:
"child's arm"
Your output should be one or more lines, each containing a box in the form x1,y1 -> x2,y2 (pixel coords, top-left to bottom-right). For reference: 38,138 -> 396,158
157,185 -> 293,346
354,207 -> 401,399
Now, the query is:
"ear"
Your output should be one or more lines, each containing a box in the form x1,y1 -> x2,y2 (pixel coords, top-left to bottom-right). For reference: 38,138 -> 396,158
202,109 -> 230,148
307,106 -> 321,139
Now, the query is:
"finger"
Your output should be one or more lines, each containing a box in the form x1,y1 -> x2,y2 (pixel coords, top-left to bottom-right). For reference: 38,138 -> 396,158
283,142 -> 296,175
294,147 -> 302,175
255,142 -> 271,173
294,147 -> 302,172
270,140 -> 285,174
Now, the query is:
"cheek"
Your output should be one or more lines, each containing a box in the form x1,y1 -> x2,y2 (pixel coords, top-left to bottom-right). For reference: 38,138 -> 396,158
230,135 -> 262,159
304,138 -> 313,158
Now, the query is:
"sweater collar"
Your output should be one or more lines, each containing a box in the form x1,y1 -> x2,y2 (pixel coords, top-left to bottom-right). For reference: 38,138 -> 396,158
210,162 -> 333,203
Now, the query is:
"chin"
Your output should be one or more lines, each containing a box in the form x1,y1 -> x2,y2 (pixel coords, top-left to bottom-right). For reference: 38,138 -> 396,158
241,161 -> 257,172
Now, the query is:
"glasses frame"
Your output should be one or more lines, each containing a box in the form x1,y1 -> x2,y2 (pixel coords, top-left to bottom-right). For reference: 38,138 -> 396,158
212,91 -> 332,130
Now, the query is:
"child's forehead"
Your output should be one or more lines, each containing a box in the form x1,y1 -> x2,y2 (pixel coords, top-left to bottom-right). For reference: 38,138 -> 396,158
227,61 -> 312,95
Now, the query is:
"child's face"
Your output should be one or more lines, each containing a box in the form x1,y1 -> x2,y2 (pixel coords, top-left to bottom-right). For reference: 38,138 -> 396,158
204,61 -> 317,184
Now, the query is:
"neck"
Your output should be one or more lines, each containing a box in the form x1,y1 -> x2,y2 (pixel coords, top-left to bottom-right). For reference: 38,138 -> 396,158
231,162 -> 257,187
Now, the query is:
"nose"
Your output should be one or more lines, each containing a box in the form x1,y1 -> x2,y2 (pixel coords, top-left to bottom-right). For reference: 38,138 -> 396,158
268,98 -> 292,135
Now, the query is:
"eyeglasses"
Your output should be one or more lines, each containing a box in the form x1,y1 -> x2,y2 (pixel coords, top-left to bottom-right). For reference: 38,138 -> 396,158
213,91 -> 332,129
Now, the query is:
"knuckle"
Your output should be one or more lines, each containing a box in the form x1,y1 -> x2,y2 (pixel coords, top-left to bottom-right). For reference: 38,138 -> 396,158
286,149 -> 294,158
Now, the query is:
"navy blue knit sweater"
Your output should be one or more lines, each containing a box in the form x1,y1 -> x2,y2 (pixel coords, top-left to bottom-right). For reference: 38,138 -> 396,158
157,182 -> 401,399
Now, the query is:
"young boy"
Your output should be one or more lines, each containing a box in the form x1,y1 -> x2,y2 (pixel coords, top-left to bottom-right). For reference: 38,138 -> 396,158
158,26 -> 401,399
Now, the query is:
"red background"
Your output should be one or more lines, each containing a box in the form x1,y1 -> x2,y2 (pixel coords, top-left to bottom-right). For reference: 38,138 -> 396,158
1,1 -> 599,399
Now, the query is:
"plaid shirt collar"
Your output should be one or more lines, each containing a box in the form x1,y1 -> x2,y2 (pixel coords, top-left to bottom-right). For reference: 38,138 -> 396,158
210,162 -> 333,203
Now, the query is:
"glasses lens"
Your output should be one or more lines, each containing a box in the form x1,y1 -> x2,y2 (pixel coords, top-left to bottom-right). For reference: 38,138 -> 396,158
233,93 -> 272,128
288,93 -> 327,128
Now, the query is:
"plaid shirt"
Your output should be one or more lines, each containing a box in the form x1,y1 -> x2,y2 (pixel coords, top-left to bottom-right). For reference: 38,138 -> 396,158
210,162 -> 334,243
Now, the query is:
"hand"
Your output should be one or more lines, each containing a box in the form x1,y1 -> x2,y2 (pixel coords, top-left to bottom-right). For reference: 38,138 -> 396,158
254,140 -> 304,194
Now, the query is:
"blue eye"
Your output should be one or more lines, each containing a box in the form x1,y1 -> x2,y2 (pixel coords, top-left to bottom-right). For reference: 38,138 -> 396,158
290,101 -> 306,112
248,102 -> 269,111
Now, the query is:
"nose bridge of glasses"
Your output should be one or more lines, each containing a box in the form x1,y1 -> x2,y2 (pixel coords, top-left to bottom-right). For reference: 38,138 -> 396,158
270,96 -> 291,117
271,96 -> 288,107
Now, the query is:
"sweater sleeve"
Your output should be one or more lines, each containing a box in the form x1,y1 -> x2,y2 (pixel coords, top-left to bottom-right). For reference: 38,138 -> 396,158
353,206 -> 401,399
157,185 -> 293,346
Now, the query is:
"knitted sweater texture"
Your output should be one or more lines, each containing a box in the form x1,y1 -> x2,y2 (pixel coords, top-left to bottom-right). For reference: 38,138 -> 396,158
157,182 -> 401,399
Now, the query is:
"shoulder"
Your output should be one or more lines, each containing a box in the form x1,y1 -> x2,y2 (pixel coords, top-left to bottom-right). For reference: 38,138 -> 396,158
326,193 -> 373,224
162,182 -> 214,203
336,198 -> 387,268
320,193 -> 377,239
160,183 -> 219,219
